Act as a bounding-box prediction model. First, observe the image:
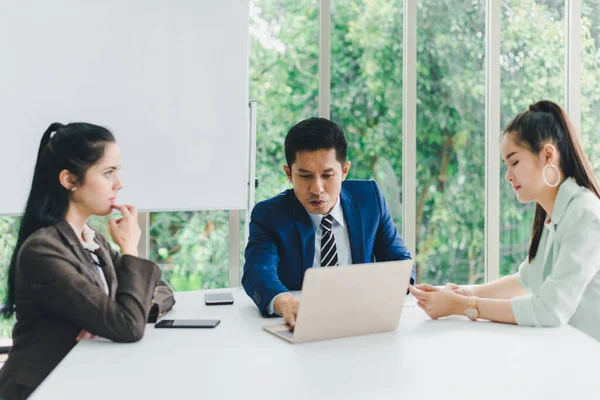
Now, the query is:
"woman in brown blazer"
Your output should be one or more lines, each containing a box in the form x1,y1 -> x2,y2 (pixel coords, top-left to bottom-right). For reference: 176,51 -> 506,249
0,123 -> 172,400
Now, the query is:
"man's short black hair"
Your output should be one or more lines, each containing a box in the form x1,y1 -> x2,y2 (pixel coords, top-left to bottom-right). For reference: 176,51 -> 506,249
284,117 -> 348,167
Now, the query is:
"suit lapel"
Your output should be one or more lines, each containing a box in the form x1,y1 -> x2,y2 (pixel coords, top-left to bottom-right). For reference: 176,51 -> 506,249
93,243 -> 117,298
291,193 -> 315,273
341,188 -> 364,264
55,221 -> 106,291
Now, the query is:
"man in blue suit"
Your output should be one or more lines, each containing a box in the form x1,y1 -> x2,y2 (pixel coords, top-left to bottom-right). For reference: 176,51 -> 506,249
242,117 -> 415,327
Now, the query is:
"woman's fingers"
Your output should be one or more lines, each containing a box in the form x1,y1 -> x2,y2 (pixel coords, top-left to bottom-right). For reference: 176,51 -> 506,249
112,204 -> 131,219
119,205 -> 132,219
409,285 -> 431,301
408,285 -> 422,297
76,330 -> 98,341
417,302 -> 437,319
415,283 -> 438,292
76,330 -> 96,341
122,205 -> 137,218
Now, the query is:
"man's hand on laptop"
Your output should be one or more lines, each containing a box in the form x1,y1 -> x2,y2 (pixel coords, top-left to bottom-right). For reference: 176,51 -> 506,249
274,293 -> 300,328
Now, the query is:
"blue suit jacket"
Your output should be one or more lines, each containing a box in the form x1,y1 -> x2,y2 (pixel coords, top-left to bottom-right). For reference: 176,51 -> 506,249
242,180 -> 415,315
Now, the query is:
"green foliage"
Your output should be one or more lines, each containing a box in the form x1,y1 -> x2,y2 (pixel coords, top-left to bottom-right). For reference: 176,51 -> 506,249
249,0 -> 320,203
581,2 -> 600,176
149,211 -> 230,290
0,216 -> 20,304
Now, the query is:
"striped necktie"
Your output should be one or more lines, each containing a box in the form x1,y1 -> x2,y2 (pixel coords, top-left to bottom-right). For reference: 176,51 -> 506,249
320,214 -> 338,267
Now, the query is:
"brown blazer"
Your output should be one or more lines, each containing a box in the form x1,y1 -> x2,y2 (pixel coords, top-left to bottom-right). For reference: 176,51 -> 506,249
0,221 -> 163,400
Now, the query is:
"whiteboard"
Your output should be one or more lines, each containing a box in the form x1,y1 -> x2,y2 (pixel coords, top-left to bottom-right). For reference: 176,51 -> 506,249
0,0 -> 249,214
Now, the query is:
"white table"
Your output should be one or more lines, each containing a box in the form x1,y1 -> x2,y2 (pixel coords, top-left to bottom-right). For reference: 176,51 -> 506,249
31,288 -> 600,400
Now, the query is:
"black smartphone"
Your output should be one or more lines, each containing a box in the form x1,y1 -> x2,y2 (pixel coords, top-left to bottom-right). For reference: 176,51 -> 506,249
205,292 -> 234,305
154,319 -> 220,328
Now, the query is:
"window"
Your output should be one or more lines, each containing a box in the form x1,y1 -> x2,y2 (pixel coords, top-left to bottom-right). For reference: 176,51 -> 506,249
250,0 -> 320,203
149,211 -> 231,290
0,216 -> 19,339
581,0 -> 600,177
416,0 -> 486,285
331,0 -> 404,235
500,0 -> 565,275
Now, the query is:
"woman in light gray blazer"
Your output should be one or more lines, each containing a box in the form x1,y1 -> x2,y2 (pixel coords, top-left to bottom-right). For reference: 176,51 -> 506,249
410,100 -> 600,341
0,123 -> 171,400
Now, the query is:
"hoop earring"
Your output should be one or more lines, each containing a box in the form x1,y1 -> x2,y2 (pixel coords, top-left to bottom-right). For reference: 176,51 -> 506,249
543,164 -> 561,187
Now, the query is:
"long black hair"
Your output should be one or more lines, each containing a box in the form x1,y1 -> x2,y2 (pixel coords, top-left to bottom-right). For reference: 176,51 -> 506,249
2,122 -> 115,318
504,100 -> 600,262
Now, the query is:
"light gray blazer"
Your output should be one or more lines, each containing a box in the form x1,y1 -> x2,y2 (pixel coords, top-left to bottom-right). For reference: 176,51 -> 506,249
511,178 -> 600,341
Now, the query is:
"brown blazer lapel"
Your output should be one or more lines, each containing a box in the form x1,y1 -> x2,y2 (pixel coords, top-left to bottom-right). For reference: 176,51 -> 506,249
93,244 -> 118,298
54,221 -> 106,291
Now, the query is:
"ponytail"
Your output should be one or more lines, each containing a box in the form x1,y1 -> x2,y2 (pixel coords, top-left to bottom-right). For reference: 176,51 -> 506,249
37,122 -> 64,160
2,122 -> 115,318
504,100 -> 600,262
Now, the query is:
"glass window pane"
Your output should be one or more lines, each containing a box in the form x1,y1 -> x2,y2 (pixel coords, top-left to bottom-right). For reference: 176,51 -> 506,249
149,211 -> 230,290
500,0 -> 565,275
581,0 -> 600,178
0,216 -> 19,339
250,0 -> 320,203
416,0 -> 486,285
331,0 -> 404,234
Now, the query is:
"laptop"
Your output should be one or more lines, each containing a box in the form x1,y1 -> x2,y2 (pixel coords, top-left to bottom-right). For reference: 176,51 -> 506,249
263,260 -> 414,344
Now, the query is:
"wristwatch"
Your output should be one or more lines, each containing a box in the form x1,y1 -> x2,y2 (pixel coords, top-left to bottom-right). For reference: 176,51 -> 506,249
464,296 -> 479,321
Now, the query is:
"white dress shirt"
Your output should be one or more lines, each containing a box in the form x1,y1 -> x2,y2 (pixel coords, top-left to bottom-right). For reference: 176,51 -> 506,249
68,223 -> 110,296
268,197 -> 353,315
